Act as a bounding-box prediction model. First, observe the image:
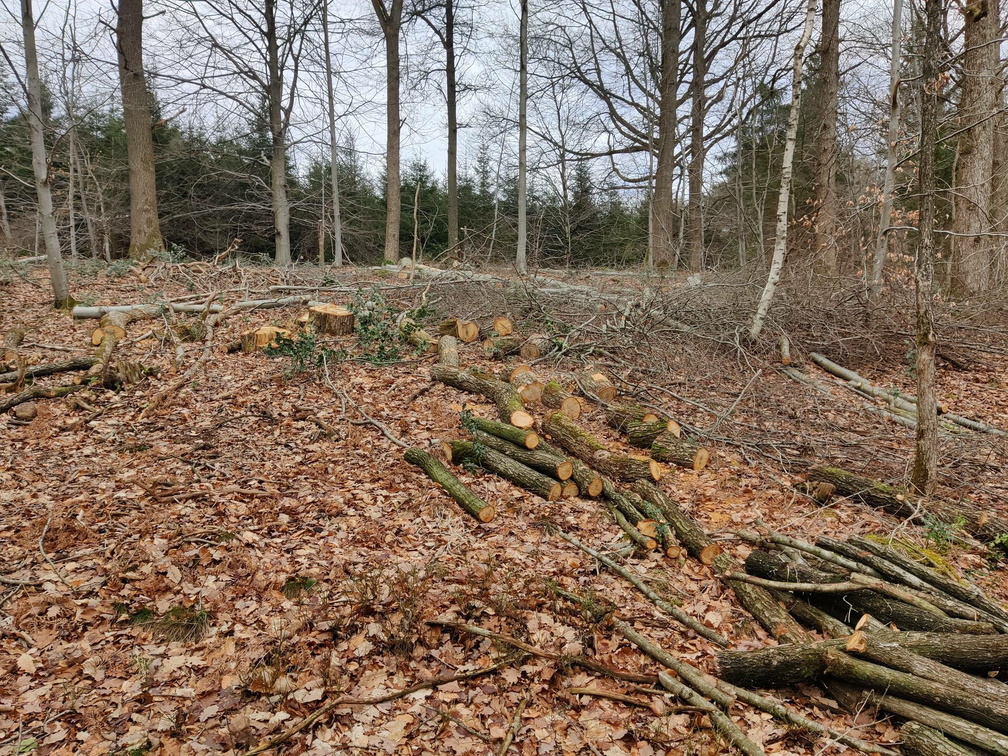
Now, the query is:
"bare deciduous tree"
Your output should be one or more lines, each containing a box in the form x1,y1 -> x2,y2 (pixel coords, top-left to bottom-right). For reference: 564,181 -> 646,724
811,0 -> 839,277
372,0 -> 404,264
517,0 -> 528,274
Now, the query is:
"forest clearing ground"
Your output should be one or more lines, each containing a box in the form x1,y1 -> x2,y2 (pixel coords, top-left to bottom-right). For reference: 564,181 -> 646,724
1,260 -> 1006,756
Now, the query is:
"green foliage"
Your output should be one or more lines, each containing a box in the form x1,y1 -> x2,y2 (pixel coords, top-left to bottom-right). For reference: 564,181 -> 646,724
281,575 -> 319,599
922,514 -> 966,550
153,605 -> 211,643
106,259 -> 133,278
349,288 -> 404,363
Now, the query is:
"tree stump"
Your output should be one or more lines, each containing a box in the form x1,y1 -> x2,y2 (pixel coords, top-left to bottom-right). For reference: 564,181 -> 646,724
241,326 -> 291,354
310,304 -> 355,336
438,335 -> 460,367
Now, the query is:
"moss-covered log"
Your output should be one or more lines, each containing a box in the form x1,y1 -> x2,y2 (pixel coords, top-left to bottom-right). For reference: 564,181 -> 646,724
578,368 -> 616,401
482,335 -> 524,359
431,365 -> 535,428
900,722 -> 991,756
744,549 -> 997,634
446,440 -> 562,501
469,429 -> 573,480
650,432 -> 709,471
627,419 -> 680,448
542,412 -> 660,482
468,416 -> 539,449
404,447 -> 495,522
604,403 -> 659,431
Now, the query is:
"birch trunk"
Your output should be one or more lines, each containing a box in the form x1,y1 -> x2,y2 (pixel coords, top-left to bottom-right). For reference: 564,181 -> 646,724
516,0 -> 528,274
321,0 -> 342,266
910,0 -> 942,494
748,0 -> 818,340
21,0 -> 70,306
869,0 -> 904,304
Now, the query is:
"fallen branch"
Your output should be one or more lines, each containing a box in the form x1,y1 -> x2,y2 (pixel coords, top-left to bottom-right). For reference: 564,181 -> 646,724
405,447 -> 495,522
0,384 -> 85,413
0,356 -> 97,384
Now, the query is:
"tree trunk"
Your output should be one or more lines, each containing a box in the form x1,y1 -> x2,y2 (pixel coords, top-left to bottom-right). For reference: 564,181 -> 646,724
116,0 -> 163,260
900,721 -> 991,756
373,0 -> 403,263
869,0 -> 904,304
749,0 -> 818,339
265,0 -> 292,266
686,0 -> 706,271
21,0 -> 70,306
445,0 -> 458,254
951,0 -> 997,295
321,0 -> 342,266
0,181 -> 11,251
651,0 -> 681,268
516,0 -> 528,274
911,0 -> 942,493
67,127 -> 77,258
812,0 -> 840,278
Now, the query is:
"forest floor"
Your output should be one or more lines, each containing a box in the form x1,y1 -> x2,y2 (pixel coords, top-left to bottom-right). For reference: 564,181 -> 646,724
1,258 -> 1006,756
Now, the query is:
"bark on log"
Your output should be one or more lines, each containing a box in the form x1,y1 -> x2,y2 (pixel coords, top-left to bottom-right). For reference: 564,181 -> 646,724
822,649 -> 1008,734
541,381 -> 581,419
482,335 -> 524,358
847,631 -> 1008,701
627,419 -> 680,448
744,549 -> 997,634
808,466 -> 1008,548
651,432 -> 710,471
0,356 -> 97,384
0,384 -> 86,412
468,416 -> 539,449
404,446 -> 494,522
431,365 -> 535,428
88,328 -> 119,384
519,333 -> 553,360
542,412 -> 660,482
717,630 -> 1008,688
446,440 -> 562,501
604,403 -> 659,431
310,304 -> 355,336
578,368 -> 617,401
609,505 -> 658,551
469,429 -> 573,480
71,297 -> 326,320
438,335 -> 460,367
847,536 -> 1008,628
398,315 -> 438,353
569,459 -> 604,497
633,481 -> 811,645
900,722 -> 991,756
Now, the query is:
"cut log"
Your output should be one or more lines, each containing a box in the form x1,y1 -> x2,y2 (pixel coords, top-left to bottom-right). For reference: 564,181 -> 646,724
431,365 -> 535,429
507,364 -> 533,381
0,356 -> 97,385
310,304 -> 355,336
900,722 -> 991,756
469,429 -> 573,480
822,649 -> 1008,734
542,412 -> 661,482
578,368 -> 617,401
404,446 -> 495,522
98,310 -> 130,338
609,505 -> 658,551
439,318 -> 480,343
718,631 -> 1008,688
650,432 -> 710,471
467,416 -> 539,449
779,335 -> 792,366
510,368 -> 544,403
445,440 -> 562,501
482,335 -> 524,358
87,328 -> 119,383
0,384 -> 85,413
241,326 -> 291,354
567,458 -> 604,497
561,481 -> 579,498
744,549 -> 997,634
604,403 -> 659,430
808,465 -> 1008,548
541,381 -> 581,419
519,333 -> 553,360
493,316 -> 514,336
398,314 -> 438,353
438,335 -> 460,367
625,419 -> 676,448
846,631 -> 1008,702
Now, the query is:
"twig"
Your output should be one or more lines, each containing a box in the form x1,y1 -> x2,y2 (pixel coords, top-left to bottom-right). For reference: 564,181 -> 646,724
566,687 -> 652,708
242,660 -> 514,755
322,355 -> 409,448
706,368 -> 763,434
39,515 -> 74,592
497,697 -> 529,755
0,575 -> 40,587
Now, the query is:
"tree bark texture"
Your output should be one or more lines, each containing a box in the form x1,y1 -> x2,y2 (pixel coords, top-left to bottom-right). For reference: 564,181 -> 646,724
951,0 -> 998,294
21,0 -> 70,306
687,0 -> 706,271
516,0 -> 528,273
373,0 -> 403,263
116,0 -> 164,259
812,0 -> 840,278
651,0 -> 681,268
266,0 -> 292,266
